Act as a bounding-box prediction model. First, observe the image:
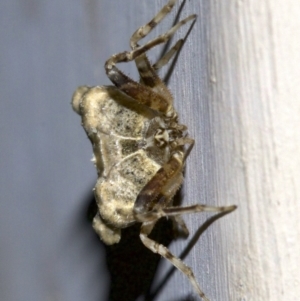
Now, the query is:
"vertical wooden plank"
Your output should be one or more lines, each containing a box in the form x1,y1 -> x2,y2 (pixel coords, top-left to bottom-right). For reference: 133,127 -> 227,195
201,0 -> 300,300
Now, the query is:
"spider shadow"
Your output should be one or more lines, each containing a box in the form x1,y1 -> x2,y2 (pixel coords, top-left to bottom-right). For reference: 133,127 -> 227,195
85,189 -> 185,301
167,296 -> 197,301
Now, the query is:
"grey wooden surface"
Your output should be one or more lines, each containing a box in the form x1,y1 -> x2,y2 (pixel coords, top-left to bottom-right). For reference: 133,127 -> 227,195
2,0 -> 299,301
0,1 -> 229,300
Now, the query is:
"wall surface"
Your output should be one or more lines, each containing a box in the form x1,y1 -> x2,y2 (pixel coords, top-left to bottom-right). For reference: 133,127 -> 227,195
0,1 -> 299,301
207,1 -> 300,300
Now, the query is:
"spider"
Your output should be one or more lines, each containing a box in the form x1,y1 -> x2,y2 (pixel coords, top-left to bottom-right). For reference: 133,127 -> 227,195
72,0 -> 236,300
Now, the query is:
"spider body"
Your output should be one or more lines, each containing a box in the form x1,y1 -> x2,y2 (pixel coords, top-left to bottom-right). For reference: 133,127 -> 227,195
72,1 -> 236,299
73,84 -> 185,244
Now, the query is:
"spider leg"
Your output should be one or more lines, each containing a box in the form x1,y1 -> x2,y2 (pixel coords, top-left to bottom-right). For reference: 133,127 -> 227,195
134,151 -> 185,216
134,146 -> 236,299
105,14 -> 196,115
135,53 -> 172,97
129,0 -> 188,101
132,40 -> 183,104
152,39 -> 183,71
104,64 -> 171,114
137,203 -> 237,223
135,39 -> 183,95
129,0 -> 178,95
133,138 -> 194,217
181,137 -> 194,160
140,221 -> 210,301
130,0 -> 177,49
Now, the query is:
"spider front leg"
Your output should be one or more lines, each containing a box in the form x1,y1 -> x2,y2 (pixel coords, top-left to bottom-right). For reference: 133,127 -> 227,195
130,0 -> 177,49
130,0 -> 179,92
134,38 -> 183,91
129,0 -> 194,80
131,39 -> 184,104
105,13 -> 196,114
105,53 -> 171,114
